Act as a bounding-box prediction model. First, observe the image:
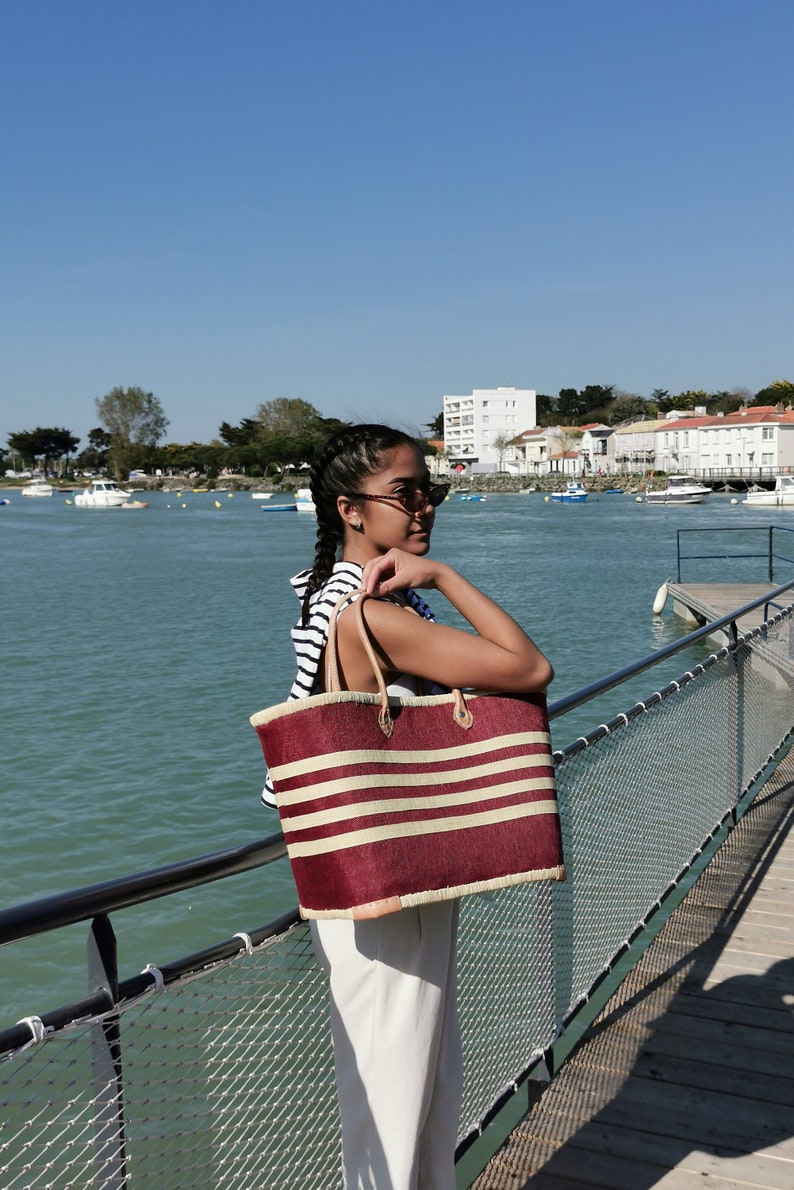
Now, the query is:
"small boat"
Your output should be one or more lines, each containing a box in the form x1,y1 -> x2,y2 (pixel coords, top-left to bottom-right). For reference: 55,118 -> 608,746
295,487 -> 316,513
121,500 -> 149,510
21,478 -> 54,498
261,502 -> 297,512
458,493 -> 487,502
73,480 -> 133,508
250,491 -> 273,500
0,497 -> 9,506
742,475 -> 794,508
551,482 -> 587,503
645,476 -> 710,505
604,487 -> 624,495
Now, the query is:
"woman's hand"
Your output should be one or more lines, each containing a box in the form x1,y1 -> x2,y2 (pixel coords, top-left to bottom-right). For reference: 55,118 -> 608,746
350,550 -> 554,695
361,550 -> 449,597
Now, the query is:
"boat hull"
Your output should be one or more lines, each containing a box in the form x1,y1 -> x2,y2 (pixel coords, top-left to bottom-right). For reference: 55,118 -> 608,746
743,477 -> 794,507
743,494 -> 794,507
645,492 -> 710,505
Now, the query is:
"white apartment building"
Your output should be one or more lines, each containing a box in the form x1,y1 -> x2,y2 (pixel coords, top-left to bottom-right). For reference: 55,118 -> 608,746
652,414 -> 714,473
611,406 -> 794,477
696,407 -> 794,476
443,387 -> 537,472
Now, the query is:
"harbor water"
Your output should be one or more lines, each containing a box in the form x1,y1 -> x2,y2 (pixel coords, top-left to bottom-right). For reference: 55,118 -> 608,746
1,487 -> 786,1020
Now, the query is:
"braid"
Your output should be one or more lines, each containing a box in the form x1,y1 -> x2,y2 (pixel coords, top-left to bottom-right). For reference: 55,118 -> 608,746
301,423 -> 418,624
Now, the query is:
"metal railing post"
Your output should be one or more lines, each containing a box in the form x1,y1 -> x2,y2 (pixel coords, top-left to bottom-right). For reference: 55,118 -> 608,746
88,913 -> 129,1189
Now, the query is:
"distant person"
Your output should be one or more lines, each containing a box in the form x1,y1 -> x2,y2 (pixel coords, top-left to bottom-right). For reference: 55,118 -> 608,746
264,423 -> 553,1188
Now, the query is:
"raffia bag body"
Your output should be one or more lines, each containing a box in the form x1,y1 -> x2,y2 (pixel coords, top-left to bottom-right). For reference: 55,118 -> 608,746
251,590 -> 565,919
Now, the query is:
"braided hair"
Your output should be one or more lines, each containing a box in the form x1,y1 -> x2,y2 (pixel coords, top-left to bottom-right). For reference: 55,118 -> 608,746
302,423 -> 419,623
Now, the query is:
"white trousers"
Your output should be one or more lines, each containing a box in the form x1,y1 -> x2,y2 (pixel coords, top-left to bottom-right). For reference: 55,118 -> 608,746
311,901 -> 462,1190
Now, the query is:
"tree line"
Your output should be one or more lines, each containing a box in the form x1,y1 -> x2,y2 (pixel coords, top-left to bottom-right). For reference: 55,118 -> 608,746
5,380 -> 794,480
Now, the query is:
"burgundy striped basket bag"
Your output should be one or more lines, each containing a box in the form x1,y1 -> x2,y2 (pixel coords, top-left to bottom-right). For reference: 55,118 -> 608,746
250,590 -> 565,919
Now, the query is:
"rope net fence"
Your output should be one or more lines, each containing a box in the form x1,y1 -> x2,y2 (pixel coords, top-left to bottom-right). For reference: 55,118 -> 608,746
1,607 -> 792,1188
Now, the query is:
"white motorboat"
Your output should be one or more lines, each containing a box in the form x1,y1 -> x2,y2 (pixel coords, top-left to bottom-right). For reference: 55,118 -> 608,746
645,476 -> 710,505
21,478 -> 54,498
295,487 -> 316,513
73,480 -> 133,508
742,475 -> 794,508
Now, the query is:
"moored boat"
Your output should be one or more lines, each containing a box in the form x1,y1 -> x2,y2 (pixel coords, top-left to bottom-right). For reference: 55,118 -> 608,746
21,478 -> 54,498
73,480 -> 132,508
742,475 -> 794,508
551,481 -> 587,503
295,487 -> 316,513
645,476 -> 710,505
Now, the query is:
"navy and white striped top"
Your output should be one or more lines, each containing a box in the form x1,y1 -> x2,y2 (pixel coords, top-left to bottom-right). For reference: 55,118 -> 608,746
261,561 -> 436,807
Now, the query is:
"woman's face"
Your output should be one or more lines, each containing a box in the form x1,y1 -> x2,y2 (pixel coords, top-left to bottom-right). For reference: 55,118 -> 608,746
342,443 -> 438,562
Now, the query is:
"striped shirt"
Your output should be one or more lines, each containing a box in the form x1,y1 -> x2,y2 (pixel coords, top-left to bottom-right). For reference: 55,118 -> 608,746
261,561 -> 436,807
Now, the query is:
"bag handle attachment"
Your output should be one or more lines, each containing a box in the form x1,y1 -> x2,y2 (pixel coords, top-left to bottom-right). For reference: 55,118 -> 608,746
325,589 -> 473,737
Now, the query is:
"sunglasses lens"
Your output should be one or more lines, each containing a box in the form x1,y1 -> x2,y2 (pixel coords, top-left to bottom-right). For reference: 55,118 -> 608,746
429,485 -> 449,507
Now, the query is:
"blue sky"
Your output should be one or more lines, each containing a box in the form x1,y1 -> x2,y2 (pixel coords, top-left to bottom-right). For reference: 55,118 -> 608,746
2,0 -> 792,447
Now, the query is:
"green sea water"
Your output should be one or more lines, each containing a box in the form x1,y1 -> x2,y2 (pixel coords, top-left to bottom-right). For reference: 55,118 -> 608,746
0,487 -> 783,1020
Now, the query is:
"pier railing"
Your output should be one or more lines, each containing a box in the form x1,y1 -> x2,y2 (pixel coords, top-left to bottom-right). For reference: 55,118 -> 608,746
1,582 -> 793,1188
675,523 -> 794,584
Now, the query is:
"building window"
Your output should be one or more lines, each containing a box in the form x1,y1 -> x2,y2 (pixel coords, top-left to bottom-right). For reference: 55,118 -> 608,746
762,427 -> 774,440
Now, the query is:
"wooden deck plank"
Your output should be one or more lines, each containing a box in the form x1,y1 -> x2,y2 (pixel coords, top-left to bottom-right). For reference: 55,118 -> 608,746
665,582 -> 784,636
468,746 -> 794,1190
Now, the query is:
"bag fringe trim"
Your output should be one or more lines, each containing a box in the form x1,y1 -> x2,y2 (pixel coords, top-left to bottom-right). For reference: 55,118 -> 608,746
299,863 -> 567,920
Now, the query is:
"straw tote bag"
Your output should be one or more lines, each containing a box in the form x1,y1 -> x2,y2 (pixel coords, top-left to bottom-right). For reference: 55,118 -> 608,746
250,590 -> 565,919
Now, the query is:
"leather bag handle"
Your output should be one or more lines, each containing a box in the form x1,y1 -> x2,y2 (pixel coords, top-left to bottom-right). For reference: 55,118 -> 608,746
325,588 -> 473,737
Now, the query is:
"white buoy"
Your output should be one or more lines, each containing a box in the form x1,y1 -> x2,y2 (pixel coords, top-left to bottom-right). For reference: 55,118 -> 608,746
652,581 -> 669,615
730,497 -> 738,505
635,495 -> 643,503
544,495 -> 550,502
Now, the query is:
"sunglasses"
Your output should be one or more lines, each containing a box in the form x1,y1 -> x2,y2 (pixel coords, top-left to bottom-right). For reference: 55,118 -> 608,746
347,482 -> 451,514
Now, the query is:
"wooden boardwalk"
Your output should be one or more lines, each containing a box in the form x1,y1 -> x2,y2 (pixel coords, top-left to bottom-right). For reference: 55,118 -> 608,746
470,745 -> 794,1190
666,582 -> 780,636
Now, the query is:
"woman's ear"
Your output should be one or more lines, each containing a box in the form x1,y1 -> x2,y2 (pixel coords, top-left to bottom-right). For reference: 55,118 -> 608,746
337,494 -> 362,531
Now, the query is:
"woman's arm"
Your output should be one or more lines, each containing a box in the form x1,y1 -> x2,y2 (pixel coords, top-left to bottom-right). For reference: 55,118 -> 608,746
334,550 -> 553,695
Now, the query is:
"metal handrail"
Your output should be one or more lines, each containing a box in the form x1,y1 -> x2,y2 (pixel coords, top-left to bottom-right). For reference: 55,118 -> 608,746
2,578 -> 792,952
675,524 -> 794,583
548,576 -> 794,719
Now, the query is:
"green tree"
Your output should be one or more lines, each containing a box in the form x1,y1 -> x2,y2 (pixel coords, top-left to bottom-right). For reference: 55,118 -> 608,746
425,411 -> 444,438
535,394 -> 556,426
76,427 -> 111,473
255,397 -> 323,440
95,386 -> 169,479
218,418 -> 260,447
751,379 -> 794,407
7,427 -> 80,474
669,389 -> 710,412
601,392 -> 651,426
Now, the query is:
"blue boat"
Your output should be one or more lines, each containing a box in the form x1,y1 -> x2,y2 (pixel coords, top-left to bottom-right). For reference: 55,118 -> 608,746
551,482 -> 587,503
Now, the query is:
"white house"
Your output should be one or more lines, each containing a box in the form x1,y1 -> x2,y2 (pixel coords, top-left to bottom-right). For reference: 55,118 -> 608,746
579,423 -> 615,473
612,419 -> 668,474
443,387 -> 537,472
652,413 -> 714,473
697,406 -> 794,477
506,427 -> 563,476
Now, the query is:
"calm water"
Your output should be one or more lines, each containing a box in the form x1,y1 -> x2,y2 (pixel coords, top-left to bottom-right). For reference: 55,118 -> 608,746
1,487 -> 785,1019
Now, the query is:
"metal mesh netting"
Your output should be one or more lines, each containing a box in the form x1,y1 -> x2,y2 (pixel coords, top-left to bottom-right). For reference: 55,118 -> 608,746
1,610 -> 792,1188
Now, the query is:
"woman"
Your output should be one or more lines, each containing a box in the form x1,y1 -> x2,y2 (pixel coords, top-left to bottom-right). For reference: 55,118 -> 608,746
272,424 -> 553,1190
